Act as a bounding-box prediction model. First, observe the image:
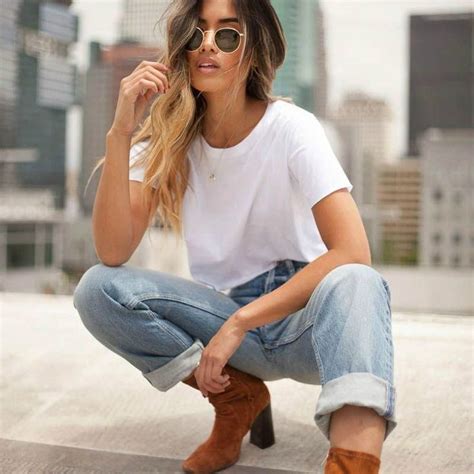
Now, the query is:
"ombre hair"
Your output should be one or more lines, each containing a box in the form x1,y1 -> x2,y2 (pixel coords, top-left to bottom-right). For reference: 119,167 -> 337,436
86,0 -> 292,240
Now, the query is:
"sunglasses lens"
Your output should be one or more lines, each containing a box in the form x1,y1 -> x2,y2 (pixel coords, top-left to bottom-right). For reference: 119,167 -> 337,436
216,28 -> 240,52
185,28 -> 203,51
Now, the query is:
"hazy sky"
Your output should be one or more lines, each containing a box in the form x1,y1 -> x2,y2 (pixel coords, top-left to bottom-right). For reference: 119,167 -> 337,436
71,0 -> 472,158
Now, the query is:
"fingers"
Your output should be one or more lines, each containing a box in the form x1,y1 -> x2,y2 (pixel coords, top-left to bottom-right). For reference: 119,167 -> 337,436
135,78 -> 159,96
137,60 -> 171,88
130,71 -> 164,95
214,368 -> 231,390
195,363 -> 230,397
129,61 -> 171,94
197,362 -> 231,396
137,59 -> 171,74
147,66 -> 170,90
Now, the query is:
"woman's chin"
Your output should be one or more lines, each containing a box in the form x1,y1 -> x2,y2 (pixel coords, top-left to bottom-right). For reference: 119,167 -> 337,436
192,82 -> 227,94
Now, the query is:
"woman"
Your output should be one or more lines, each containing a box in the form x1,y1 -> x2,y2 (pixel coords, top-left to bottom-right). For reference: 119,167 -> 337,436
74,0 -> 397,472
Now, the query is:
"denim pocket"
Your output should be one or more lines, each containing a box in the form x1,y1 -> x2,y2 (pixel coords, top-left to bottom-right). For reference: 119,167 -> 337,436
259,260 -> 310,347
266,260 -> 308,292
228,272 -> 266,307
228,260 -> 310,342
272,274 -> 290,291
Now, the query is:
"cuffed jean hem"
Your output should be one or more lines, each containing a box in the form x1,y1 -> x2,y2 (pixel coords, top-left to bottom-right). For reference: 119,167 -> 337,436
314,372 -> 397,442
142,338 -> 204,392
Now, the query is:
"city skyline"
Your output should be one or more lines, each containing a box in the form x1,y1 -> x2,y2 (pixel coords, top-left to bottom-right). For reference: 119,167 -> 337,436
1,0 -> 471,295
71,0 -> 473,160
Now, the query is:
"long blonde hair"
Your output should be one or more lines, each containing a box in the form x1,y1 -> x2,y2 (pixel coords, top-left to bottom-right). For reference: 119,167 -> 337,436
85,0 -> 292,241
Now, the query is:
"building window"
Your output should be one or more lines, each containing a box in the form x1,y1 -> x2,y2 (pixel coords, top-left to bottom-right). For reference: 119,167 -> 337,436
451,255 -> 461,267
45,242 -> 53,266
432,232 -> 442,244
452,232 -> 462,246
6,223 -> 36,269
431,253 -> 441,266
5,222 -> 55,269
7,243 -> 35,268
432,188 -> 443,202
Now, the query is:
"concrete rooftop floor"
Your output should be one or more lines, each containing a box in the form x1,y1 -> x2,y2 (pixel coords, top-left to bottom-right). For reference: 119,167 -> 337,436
0,291 -> 473,474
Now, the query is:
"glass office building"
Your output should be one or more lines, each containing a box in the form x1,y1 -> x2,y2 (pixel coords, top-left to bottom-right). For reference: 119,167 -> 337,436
0,0 -> 78,283
271,0 -> 321,113
1,0 -> 79,208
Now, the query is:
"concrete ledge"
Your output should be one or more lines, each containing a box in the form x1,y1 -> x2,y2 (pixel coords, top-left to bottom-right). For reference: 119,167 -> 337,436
375,264 -> 473,315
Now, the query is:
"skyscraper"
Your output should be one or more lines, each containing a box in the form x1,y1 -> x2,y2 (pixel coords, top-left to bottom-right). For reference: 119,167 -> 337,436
418,128 -> 473,268
0,0 -> 78,283
408,12 -> 473,156
0,0 -> 79,208
271,0 -> 323,113
120,0 -> 170,47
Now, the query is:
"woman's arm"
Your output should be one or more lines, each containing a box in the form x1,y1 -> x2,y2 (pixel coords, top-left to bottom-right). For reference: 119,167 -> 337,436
92,60 -> 169,265
232,188 -> 371,332
92,130 -> 135,265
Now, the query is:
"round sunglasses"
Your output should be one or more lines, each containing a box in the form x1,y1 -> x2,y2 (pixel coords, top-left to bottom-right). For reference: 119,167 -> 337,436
185,26 -> 244,54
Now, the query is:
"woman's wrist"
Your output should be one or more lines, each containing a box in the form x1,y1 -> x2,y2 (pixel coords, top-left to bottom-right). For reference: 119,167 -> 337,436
107,127 -> 133,140
229,311 -> 251,333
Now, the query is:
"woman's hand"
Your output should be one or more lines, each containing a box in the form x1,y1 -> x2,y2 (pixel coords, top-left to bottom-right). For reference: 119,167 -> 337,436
109,60 -> 172,137
195,316 -> 247,397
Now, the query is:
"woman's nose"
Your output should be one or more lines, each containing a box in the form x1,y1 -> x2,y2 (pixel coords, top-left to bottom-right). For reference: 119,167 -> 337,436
200,31 -> 217,52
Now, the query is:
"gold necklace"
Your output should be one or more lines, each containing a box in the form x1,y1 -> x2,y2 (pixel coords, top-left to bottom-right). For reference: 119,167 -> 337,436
199,130 -> 236,181
200,110 -> 265,181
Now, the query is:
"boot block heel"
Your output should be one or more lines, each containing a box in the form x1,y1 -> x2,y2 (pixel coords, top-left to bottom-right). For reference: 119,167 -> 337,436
249,402 -> 275,449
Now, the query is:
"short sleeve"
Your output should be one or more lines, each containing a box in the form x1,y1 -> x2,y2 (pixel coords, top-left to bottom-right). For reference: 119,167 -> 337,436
288,114 -> 353,208
129,139 -> 157,188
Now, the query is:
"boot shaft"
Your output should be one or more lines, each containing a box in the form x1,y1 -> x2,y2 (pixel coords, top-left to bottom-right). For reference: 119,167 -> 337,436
324,446 -> 381,474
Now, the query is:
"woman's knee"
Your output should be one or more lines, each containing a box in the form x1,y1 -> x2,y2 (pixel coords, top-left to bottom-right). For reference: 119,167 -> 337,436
73,263 -> 121,313
73,263 -> 131,342
314,263 -> 389,301
306,263 -> 392,334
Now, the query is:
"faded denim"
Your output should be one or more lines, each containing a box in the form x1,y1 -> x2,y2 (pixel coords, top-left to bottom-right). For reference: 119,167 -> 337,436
73,258 -> 397,442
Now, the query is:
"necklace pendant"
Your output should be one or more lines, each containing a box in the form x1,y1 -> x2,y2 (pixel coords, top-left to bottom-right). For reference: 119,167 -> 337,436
209,173 -> 216,180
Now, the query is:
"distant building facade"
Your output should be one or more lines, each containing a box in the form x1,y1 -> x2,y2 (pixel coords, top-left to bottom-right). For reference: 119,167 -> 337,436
0,0 -> 78,291
270,0 -> 323,113
377,159 -> 421,265
330,92 -> 393,262
408,12 -> 473,156
1,0 -> 79,208
418,128 -> 474,268
120,0 -> 170,47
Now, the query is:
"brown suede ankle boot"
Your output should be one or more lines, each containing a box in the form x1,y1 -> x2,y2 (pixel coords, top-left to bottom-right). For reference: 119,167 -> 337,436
181,364 -> 270,473
323,446 -> 381,474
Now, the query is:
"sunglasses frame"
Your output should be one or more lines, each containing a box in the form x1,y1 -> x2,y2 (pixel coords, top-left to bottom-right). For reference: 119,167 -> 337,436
185,26 -> 245,54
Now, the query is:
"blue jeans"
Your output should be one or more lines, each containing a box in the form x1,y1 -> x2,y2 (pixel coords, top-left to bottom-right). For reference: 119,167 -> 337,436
73,259 -> 397,442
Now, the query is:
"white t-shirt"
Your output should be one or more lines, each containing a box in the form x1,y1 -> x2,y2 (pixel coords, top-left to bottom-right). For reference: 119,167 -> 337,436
129,98 -> 353,292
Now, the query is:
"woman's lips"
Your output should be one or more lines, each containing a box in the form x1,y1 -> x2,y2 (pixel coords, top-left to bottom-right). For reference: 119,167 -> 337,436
197,65 -> 220,74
